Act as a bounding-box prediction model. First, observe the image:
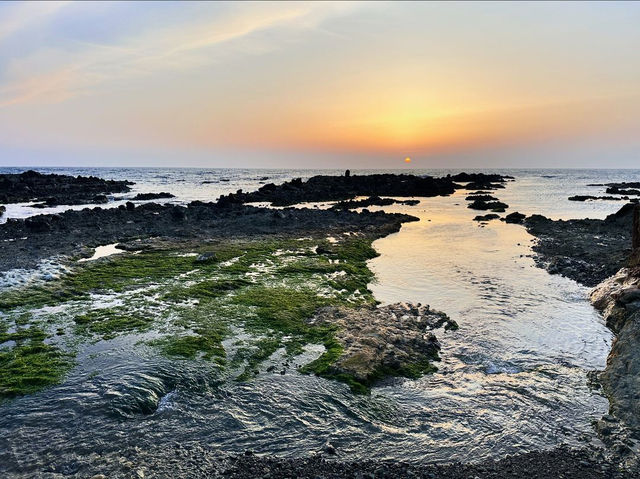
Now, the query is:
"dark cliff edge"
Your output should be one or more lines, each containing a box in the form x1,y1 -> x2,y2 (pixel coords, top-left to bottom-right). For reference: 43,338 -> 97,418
589,206 -> 640,441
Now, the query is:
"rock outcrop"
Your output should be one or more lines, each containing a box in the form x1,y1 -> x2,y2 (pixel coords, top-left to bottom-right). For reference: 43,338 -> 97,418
331,196 -> 419,210
451,172 -> 512,191
0,170 -> 132,205
591,266 -> 640,434
524,203 -> 635,286
589,206 -> 640,437
221,173 -> 457,206
503,211 -> 526,224
0,201 -> 418,273
131,192 -> 175,201
568,195 -> 634,202
305,303 -> 457,385
216,172 -> 511,207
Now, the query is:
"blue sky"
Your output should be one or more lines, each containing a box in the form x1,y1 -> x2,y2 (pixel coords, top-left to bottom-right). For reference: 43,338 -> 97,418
0,1 -> 639,168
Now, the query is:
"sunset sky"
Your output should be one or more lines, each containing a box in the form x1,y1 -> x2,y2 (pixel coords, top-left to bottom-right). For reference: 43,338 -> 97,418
1,1 -> 639,168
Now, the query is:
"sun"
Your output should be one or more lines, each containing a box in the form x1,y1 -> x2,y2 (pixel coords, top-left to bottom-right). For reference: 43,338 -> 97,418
404,157 -> 411,163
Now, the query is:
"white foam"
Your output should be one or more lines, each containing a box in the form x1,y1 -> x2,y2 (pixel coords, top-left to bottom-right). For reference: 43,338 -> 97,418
485,362 -> 522,375
156,391 -> 177,413
0,259 -> 70,291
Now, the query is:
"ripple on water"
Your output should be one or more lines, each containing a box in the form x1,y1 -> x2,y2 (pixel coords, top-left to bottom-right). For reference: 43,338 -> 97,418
0,169 -> 625,474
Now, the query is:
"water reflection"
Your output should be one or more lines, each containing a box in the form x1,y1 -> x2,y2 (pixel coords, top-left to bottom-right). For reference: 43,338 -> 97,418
0,170 -> 623,475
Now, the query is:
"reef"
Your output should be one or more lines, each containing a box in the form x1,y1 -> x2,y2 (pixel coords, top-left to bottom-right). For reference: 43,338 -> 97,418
0,170 -> 132,205
1,179 -> 464,399
523,203 -> 635,286
331,196 -> 419,210
216,171 -> 511,207
131,192 -> 175,200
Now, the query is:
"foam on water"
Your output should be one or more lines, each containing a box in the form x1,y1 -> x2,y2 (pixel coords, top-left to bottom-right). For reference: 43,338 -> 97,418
0,258 -> 69,290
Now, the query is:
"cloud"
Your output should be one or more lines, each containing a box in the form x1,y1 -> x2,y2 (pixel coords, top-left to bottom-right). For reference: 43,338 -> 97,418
0,1 -> 363,108
0,1 -> 69,42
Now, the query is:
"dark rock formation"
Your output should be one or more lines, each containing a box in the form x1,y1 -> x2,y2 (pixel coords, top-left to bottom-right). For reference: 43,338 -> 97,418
220,174 -> 458,206
331,196 -> 419,210
450,172 -> 513,183
633,205 -> 640,252
306,303 -> 457,385
584,206 -> 640,462
464,182 -> 506,191
216,173 -> 509,207
569,195 -> 632,202
600,311 -> 640,431
473,214 -> 500,222
0,202 -> 418,273
467,198 -> 509,212
503,212 -> 526,224
465,194 -> 498,202
588,182 -> 640,189
591,264 -> 640,438
0,170 -> 132,205
132,192 -> 175,201
606,186 -> 640,196
524,203 -> 635,286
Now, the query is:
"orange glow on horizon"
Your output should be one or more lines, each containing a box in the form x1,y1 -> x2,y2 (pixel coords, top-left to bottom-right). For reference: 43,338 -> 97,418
405,157 -> 411,163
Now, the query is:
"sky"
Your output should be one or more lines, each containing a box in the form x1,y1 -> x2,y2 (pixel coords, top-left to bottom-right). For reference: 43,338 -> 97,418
0,1 -> 639,169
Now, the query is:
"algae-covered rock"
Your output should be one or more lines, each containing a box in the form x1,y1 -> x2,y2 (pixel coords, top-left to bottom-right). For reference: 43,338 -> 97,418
303,303 -> 457,390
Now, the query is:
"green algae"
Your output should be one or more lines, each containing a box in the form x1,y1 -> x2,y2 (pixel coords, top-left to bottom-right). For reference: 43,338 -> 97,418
0,341 -> 72,400
235,337 -> 282,381
74,308 -> 154,340
153,331 -> 225,363
0,317 -> 72,399
162,278 -> 250,302
302,340 -> 439,394
233,287 -> 330,335
0,234 -> 439,398
0,327 -> 48,344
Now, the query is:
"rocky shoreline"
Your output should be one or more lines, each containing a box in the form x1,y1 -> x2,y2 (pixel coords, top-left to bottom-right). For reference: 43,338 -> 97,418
523,203 -> 635,286
0,170 -> 133,206
523,202 -> 640,466
36,444 -> 624,479
2,171 -> 639,478
568,181 -> 640,203
217,171 -> 511,207
0,201 -> 416,273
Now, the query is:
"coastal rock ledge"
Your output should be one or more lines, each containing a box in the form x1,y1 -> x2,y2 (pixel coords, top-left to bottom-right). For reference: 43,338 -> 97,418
589,205 -> 640,457
305,303 -> 458,389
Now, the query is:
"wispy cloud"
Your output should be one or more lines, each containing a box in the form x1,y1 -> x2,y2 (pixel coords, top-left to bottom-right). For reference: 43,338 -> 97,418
0,2 -> 362,108
0,1 -> 69,42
